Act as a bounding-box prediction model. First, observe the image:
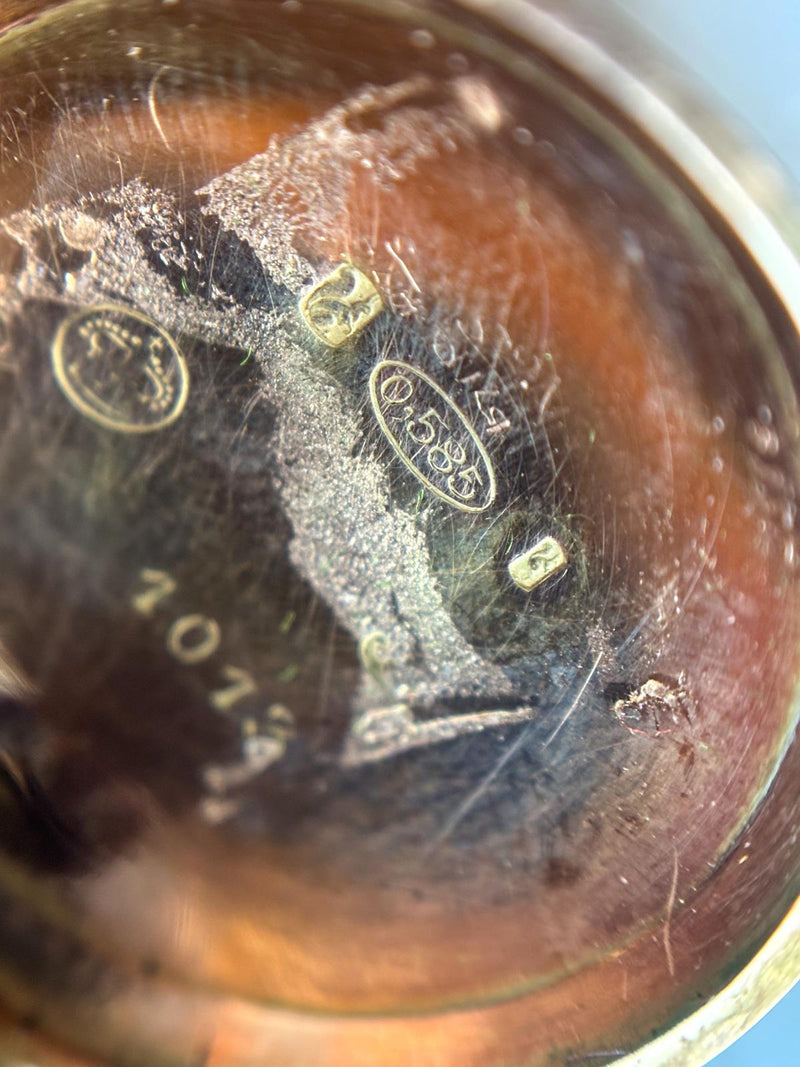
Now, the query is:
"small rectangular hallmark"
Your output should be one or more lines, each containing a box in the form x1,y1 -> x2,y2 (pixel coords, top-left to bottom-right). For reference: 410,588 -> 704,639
508,536 -> 568,592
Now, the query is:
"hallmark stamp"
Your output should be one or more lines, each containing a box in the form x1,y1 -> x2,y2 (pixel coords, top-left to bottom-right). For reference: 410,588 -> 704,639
57,211 -> 103,252
508,536 -> 567,592
51,303 -> 189,433
299,263 -> 383,347
369,359 -> 496,513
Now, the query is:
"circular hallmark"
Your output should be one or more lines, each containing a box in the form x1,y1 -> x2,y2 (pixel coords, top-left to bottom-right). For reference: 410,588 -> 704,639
51,303 -> 189,433
369,359 -> 497,513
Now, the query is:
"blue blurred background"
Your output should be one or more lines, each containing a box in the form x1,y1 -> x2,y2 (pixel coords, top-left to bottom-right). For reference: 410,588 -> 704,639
612,2 -> 799,1063
616,0 -> 800,177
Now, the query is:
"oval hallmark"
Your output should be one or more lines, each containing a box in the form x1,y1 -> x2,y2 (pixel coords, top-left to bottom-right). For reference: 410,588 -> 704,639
369,359 -> 497,513
51,303 -> 189,434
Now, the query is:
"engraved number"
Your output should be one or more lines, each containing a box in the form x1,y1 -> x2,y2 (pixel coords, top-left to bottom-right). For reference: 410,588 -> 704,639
166,614 -> 222,665
433,336 -> 459,369
210,665 -> 259,712
447,464 -> 484,502
428,439 -> 467,474
380,373 -> 414,405
132,570 -> 254,702
405,407 -> 447,446
131,568 -> 177,616
265,703 -> 296,742
131,569 -> 285,792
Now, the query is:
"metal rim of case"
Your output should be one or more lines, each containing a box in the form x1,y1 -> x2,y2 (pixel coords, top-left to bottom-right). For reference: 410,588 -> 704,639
446,1 -> 800,1063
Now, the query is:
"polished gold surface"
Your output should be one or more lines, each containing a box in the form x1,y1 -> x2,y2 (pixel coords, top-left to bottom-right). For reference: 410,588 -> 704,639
0,2 -> 796,1065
